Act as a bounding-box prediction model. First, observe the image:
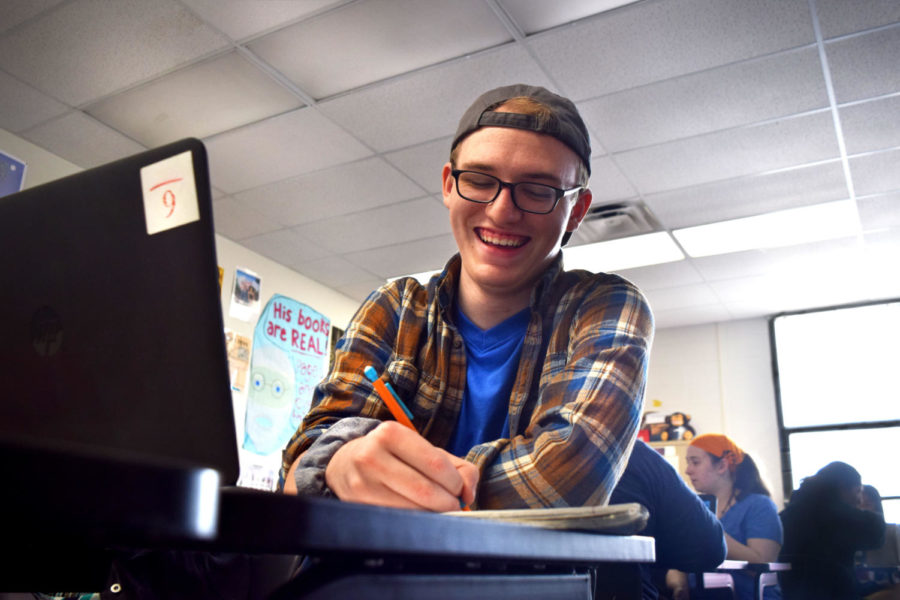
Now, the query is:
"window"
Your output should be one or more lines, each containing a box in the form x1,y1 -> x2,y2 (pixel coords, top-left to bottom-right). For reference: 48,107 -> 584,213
771,300 -> 900,523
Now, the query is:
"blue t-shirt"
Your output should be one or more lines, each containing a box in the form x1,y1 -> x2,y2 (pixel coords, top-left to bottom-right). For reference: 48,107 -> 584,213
721,493 -> 784,600
446,306 -> 530,457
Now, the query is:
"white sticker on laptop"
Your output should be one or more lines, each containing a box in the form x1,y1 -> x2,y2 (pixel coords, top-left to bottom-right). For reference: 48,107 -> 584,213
140,150 -> 200,235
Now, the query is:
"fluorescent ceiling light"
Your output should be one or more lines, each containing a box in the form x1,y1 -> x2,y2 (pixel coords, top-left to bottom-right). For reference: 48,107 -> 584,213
563,231 -> 685,272
673,200 -> 861,258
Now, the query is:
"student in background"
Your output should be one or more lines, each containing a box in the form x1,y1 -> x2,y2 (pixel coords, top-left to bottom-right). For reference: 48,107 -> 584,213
281,84 -> 654,511
779,461 -> 886,600
858,484 -> 900,600
860,484 -> 900,570
610,440 -> 727,600
683,433 -> 783,600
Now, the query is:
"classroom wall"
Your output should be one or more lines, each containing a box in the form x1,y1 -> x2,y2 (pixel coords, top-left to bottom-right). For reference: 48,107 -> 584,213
0,128 -> 80,189
645,318 -> 785,509
215,235 -> 362,487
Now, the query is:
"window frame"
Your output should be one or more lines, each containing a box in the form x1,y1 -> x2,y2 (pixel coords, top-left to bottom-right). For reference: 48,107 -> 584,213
769,297 -> 900,507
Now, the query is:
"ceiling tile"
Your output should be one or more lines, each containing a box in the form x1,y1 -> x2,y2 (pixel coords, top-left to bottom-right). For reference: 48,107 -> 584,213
615,111 -> 840,195
815,0 -> 900,39
204,106 -> 373,193
498,0 -> 641,35
85,51 -> 303,148
233,156 -> 424,226
711,261 -> 893,315
0,0 -> 67,34
335,277 -> 390,304
613,259 -> 705,291
0,0 -> 229,106
858,191 -> 900,232
839,95 -> 900,156
693,236 -> 863,283
179,0 -> 344,41
827,25 -> 900,104
20,111 -> 145,168
651,303 -> 733,330
849,148 -> 900,197
0,70 -> 69,133
643,282 -> 720,312
211,196 -> 283,241
317,44 -> 552,152
292,255 -> 380,290
578,47 -> 828,152
644,161 -> 848,229
248,0 -> 512,100
292,196 -> 450,255
239,228 -> 333,267
384,137 -> 452,195
528,0 -> 814,101
588,156 -> 638,204
343,233 -> 458,279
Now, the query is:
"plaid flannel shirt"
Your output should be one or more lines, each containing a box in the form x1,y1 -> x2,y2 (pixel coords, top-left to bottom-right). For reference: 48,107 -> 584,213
282,253 -> 653,509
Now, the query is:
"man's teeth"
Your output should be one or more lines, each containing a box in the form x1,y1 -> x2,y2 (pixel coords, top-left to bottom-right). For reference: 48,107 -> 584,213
479,231 -> 524,247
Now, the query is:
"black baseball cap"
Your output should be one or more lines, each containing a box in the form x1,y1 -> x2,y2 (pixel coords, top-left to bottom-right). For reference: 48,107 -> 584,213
451,83 -> 591,176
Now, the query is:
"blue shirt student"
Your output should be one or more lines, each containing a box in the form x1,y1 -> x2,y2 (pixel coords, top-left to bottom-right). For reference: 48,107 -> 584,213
447,306 -> 530,457
721,494 -> 784,600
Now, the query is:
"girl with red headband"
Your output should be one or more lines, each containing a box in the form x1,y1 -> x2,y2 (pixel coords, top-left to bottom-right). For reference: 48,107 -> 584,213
685,433 -> 784,600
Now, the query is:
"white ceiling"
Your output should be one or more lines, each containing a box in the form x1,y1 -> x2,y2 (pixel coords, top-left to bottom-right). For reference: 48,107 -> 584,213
2,0 -> 899,329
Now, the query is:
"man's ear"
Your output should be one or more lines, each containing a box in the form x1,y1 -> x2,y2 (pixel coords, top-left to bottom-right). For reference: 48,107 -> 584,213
566,188 -> 592,232
441,163 -> 454,209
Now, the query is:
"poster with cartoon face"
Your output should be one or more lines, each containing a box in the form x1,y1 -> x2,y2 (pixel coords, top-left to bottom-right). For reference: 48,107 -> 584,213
243,294 -> 331,456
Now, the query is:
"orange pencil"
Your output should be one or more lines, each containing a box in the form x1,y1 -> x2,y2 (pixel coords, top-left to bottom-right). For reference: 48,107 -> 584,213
364,366 -> 415,430
363,365 -> 471,511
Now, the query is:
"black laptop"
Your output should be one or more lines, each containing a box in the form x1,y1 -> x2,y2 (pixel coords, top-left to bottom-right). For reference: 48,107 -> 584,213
0,138 -> 239,544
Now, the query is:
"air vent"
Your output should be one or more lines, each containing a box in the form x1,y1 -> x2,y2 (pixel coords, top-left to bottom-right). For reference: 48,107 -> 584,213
568,201 -> 658,246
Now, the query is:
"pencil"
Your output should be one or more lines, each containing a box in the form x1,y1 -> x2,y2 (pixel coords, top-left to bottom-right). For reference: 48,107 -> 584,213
363,365 -> 414,429
363,365 -> 471,511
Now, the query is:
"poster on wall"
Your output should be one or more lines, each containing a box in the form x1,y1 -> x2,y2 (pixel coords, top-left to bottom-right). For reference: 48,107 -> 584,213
242,294 -> 331,456
224,328 -> 251,392
229,267 -> 261,322
0,150 -> 27,198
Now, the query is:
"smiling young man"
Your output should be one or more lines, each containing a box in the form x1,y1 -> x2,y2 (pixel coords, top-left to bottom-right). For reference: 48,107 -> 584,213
282,84 -> 654,512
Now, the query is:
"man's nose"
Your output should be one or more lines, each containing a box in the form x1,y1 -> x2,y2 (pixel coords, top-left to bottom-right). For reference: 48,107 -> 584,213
486,185 -> 522,220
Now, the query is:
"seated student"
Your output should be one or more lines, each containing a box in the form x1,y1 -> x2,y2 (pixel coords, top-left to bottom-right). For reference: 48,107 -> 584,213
680,433 -> 784,600
779,461 -> 886,600
610,440 -> 727,600
281,83 -> 654,511
858,484 -> 900,600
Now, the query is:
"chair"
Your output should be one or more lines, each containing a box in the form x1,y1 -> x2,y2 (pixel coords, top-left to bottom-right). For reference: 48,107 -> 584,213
695,560 -> 791,600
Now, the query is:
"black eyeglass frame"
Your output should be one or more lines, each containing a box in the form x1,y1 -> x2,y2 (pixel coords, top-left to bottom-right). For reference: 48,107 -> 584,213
450,169 -> 583,215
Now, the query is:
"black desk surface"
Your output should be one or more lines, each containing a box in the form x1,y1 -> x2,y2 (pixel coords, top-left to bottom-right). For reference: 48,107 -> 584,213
4,444 -> 654,595
212,487 -> 655,566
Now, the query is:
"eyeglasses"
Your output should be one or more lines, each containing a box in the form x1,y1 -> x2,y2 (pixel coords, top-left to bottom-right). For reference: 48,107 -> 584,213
450,169 -> 582,215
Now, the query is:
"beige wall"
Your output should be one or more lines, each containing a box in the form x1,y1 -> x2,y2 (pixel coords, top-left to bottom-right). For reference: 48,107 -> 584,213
646,318 -> 785,509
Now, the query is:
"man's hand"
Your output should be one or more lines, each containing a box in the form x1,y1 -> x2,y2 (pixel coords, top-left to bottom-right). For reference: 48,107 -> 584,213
324,421 -> 479,512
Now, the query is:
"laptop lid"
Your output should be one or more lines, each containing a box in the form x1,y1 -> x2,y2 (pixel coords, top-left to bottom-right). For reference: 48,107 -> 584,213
0,138 -> 239,485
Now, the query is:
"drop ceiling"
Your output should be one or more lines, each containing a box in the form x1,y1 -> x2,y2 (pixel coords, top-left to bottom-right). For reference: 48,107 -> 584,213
1,0 -> 899,329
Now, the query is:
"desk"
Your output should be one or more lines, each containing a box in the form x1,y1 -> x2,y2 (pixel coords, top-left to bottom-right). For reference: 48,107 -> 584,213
3,451 -> 655,600
212,489 -> 656,599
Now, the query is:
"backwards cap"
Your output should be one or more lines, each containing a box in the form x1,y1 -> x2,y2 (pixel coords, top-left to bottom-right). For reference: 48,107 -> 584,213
451,84 -> 591,176
690,433 -> 745,472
